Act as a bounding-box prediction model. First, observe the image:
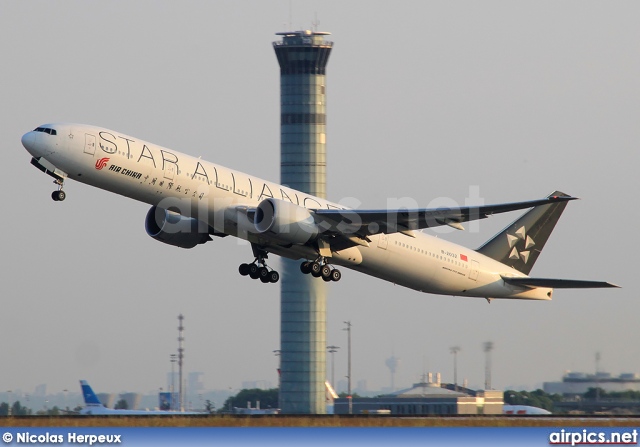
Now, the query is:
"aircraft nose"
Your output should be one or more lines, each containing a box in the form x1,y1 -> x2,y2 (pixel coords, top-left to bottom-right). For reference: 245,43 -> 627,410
21,131 -> 37,156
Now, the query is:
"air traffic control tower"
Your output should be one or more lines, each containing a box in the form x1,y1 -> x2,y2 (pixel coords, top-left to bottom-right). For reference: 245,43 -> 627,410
273,30 -> 332,414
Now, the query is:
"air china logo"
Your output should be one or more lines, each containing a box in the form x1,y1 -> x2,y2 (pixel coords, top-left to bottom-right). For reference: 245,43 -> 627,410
95,157 -> 110,170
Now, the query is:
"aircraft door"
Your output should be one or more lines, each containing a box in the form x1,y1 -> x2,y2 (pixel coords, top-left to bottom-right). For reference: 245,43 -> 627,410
377,233 -> 388,250
84,134 -> 96,155
469,260 -> 479,281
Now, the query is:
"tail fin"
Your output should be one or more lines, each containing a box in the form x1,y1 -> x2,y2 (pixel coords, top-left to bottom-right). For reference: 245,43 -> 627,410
79,380 -> 103,406
476,191 -> 572,275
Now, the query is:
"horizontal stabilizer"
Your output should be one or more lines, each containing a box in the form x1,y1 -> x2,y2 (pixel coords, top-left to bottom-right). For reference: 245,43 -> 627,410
501,276 -> 620,289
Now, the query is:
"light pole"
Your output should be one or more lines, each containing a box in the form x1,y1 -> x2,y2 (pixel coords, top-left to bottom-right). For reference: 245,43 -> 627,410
484,341 -> 494,390
7,390 -> 12,416
343,321 -> 352,415
450,346 -> 461,391
595,352 -> 601,402
170,353 -> 177,410
327,345 -> 340,388
273,350 -> 281,390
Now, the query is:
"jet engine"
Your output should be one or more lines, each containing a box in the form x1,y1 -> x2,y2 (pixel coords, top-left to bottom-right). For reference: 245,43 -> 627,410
254,198 -> 319,245
145,206 -> 212,249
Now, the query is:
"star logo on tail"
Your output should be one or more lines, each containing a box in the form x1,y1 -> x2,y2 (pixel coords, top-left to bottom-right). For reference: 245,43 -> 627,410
506,225 -> 535,263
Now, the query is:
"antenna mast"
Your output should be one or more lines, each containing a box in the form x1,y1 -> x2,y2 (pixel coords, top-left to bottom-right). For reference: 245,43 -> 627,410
178,314 -> 185,412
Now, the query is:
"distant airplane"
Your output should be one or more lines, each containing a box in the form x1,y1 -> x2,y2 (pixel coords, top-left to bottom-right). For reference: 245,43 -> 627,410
503,404 -> 551,415
22,124 -> 618,300
78,380 -> 204,415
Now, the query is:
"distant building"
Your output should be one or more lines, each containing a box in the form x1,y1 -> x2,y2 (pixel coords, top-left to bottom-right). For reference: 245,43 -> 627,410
188,372 -> 204,394
96,393 -> 115,409
334,373 -> 503,415
355,379 -> 369,395
119,392 -> 142,410
33,384 -> 47,397
544,372 -> 640,396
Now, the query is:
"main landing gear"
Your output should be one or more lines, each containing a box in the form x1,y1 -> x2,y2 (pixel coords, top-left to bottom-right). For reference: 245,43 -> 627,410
300,258 -> 342,282
239,255 -> 280,284
51,178 -> 66,201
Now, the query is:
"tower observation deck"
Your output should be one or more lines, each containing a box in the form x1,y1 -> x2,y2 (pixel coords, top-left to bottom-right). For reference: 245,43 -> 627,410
273,30 -> 333,414
274,30 -> 332,196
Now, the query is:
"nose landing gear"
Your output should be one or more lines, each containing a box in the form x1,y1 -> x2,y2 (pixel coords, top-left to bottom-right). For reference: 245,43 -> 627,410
51,179 -> 66,201
29,156 -> 68,201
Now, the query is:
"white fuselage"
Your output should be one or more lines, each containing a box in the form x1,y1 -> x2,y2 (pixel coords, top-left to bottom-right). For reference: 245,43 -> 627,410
22,123 -> 552,300
80,404 -> 203,416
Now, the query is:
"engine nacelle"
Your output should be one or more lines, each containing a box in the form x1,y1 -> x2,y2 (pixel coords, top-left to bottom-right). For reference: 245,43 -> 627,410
145,206 -> 211,249
254,198 -> 319,245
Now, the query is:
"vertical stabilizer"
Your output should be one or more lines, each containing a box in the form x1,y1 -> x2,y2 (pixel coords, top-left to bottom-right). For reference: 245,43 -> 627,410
79,380 -> 103,406
476,191 -> 571,275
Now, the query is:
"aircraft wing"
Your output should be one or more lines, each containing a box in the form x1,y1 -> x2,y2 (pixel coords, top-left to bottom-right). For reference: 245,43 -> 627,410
502,276 -> 620,289
312,194 -> 577,239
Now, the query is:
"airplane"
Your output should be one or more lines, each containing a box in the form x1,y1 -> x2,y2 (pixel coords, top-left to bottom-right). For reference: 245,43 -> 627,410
22,123 -> 618,300
503,404 -> 551,415
78,380 -> 204,415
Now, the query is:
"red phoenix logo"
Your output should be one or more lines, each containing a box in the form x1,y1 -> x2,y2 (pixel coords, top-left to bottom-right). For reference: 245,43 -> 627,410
95,157 -> 110,170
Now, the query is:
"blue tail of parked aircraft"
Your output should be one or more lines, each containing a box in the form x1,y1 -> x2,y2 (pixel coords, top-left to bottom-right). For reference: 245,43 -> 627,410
80,380 -> 104,406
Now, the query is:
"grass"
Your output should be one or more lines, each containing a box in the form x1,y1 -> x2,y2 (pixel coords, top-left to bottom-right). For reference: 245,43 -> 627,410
2,415 -> 640,427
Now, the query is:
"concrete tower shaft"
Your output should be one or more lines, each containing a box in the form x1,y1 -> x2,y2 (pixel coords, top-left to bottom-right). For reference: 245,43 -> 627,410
273,30 -> 332,414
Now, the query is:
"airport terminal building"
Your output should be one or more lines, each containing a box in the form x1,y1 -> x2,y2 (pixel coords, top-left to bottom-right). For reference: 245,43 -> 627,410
544,372 -> 640,395
334,375 -> 503,415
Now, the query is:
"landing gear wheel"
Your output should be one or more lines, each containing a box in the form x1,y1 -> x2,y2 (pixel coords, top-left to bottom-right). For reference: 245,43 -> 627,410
310,262 -> 322,277
300,261 -> 312,274
52,190 -> 66,201
241,245 -> 280,284
321,265 -> 332,279
239,263 -> 250,276
249,264 -> 260,279
330,269 -> 342,282
323,275 -> 332,282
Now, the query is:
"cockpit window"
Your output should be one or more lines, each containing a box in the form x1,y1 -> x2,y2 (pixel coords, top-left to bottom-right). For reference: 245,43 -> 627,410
34,127 -> 57,136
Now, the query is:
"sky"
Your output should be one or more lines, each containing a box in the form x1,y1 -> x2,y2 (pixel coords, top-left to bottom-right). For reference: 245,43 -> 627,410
1,1 -> 638,398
